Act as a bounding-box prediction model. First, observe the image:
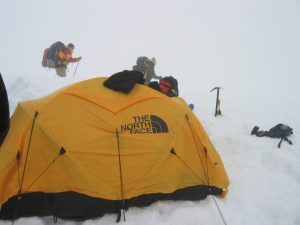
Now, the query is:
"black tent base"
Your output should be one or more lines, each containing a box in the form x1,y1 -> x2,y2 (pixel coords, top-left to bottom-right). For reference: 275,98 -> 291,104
0,185 -> 223,220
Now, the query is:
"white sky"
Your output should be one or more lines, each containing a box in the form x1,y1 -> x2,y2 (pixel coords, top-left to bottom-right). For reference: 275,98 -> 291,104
1,0 -> 300,98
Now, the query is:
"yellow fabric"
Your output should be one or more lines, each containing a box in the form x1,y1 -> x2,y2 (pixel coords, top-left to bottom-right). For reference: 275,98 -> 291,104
0,77 -> 229,205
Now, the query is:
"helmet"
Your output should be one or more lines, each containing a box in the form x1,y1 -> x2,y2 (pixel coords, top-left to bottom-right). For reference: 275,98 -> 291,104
67,43 -> 75,50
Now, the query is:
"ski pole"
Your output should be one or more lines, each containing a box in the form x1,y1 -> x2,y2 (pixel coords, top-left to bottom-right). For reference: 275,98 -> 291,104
73,61 -> 80,78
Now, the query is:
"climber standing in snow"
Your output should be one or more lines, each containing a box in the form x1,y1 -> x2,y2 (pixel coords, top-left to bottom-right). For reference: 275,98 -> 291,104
42,42 -> 82,77
132,56 -> 162,85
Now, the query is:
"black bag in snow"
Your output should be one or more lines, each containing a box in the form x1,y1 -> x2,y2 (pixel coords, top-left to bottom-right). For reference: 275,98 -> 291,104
251,123 -> 293,148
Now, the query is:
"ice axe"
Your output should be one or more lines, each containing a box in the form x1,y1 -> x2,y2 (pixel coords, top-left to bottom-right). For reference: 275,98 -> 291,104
210,87 -> 223,117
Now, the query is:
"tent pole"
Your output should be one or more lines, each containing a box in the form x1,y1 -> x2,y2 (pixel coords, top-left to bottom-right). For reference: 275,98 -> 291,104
185,114 -> 209,183
115,129 -> 126,222
12,111 -> 39,224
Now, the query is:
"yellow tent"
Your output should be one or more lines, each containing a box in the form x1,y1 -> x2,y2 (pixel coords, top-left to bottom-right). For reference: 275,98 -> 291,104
0,76 -> 229,219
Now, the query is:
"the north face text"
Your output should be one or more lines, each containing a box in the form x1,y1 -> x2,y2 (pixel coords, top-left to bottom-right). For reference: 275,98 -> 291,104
121,115 -> 168,134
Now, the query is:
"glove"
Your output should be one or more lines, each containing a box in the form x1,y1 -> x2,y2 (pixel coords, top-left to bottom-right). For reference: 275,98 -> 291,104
251,126 -> 259,135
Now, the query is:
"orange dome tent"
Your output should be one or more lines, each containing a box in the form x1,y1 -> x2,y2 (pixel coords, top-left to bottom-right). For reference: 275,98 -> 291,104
0,76 -> 229,220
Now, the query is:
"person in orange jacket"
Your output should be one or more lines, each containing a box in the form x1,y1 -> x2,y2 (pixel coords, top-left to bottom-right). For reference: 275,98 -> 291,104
55,43 -> 82,77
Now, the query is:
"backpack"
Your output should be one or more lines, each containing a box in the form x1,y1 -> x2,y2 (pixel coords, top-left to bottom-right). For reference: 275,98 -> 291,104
159,76 -> 178,97
267,123 -> 293,138
47,41 -> 66,66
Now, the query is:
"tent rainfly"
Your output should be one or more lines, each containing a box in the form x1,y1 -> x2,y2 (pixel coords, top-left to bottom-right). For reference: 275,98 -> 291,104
0,76 -> 229,220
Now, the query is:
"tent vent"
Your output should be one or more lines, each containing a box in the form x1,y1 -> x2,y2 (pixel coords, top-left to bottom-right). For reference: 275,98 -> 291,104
170,148 -> 176,155
59,147 -> 66,155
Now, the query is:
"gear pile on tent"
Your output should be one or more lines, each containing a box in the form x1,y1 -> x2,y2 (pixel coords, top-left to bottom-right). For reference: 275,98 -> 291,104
0,68 -> 229,221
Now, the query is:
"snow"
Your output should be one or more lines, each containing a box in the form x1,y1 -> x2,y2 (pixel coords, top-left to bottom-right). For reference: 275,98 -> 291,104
1,0 -> 300,224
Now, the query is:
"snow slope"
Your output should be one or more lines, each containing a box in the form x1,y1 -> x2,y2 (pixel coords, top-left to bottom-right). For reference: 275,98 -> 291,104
0,73 -> 299,225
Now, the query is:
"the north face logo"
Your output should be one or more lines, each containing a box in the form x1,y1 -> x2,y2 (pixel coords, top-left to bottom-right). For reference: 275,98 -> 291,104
121,115 -> 168,134
150,115 -> 168,133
